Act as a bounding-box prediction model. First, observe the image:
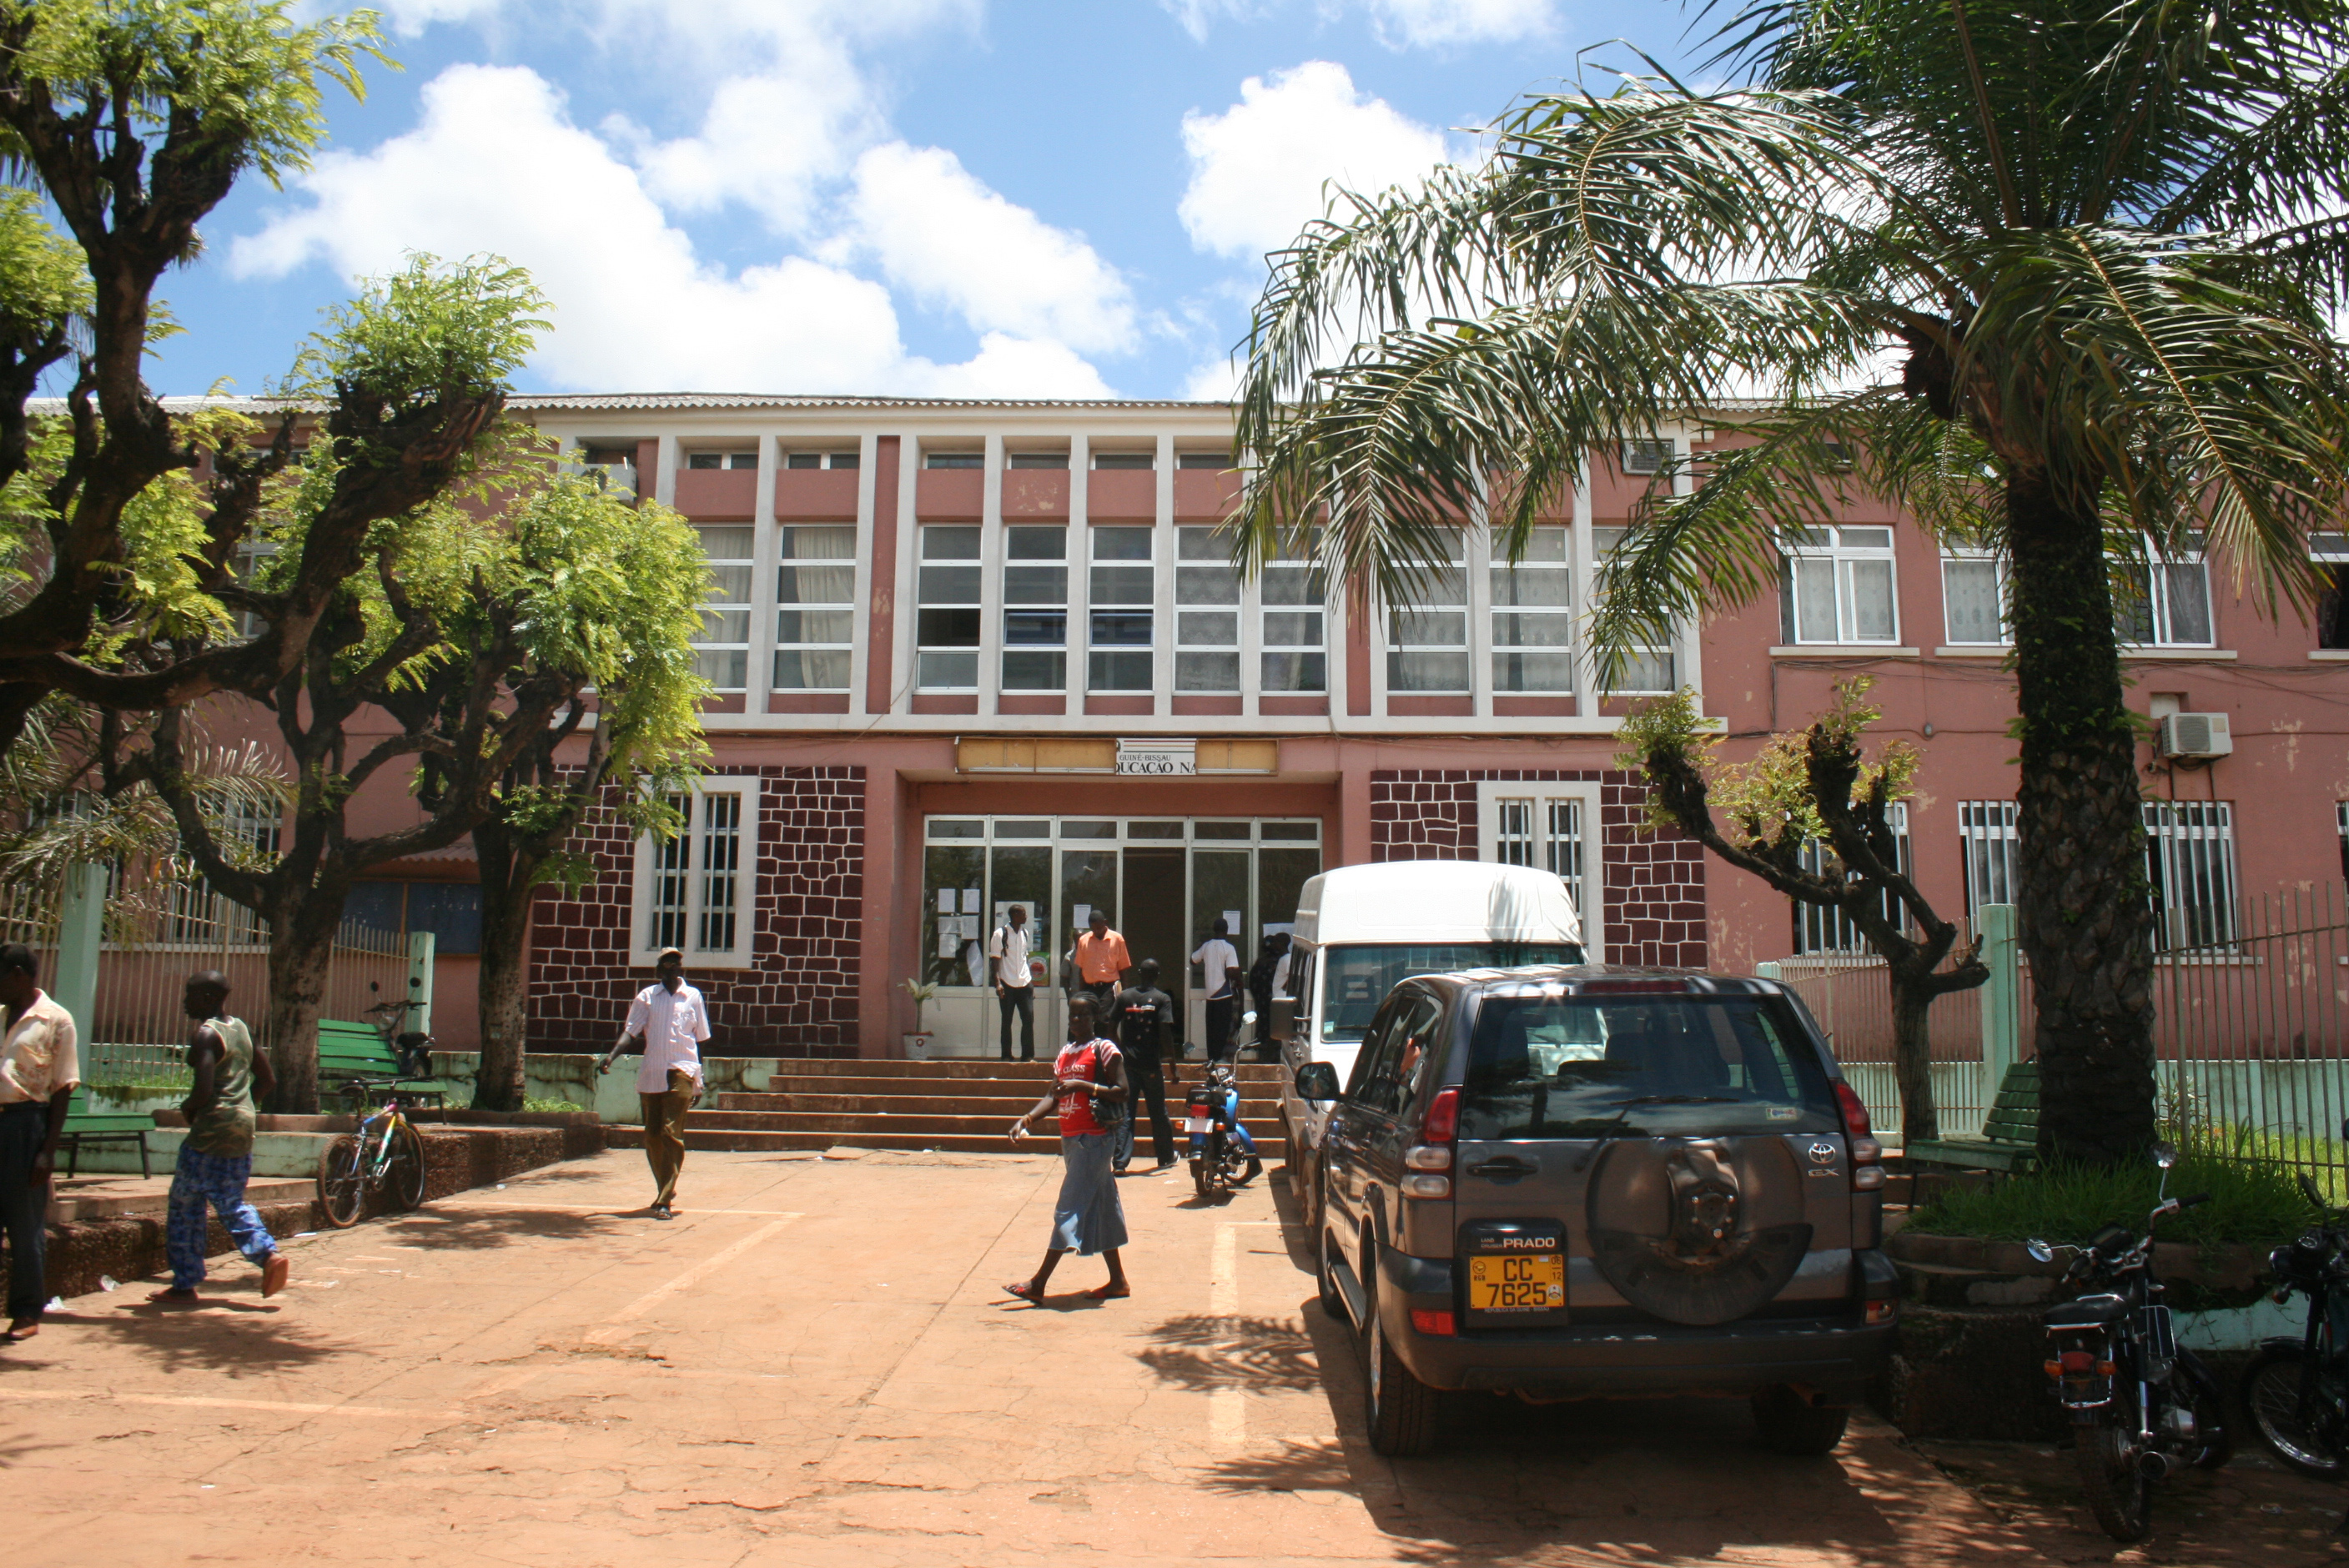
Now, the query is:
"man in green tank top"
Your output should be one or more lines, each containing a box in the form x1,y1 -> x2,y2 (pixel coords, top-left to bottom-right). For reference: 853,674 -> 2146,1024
152,972 -> 288,1304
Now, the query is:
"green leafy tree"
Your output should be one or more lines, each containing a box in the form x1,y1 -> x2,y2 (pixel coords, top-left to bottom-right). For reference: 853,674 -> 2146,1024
1231,0 -> 2349,1163
1620,681 -> 1986,1139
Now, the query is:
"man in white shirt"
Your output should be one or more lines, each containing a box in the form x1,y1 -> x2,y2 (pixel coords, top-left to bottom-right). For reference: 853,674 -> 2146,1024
1192,918 -> 1242,1064
597,947 -> 710,1219
988,904 -> 1036,1062
0,942 -> 77,1340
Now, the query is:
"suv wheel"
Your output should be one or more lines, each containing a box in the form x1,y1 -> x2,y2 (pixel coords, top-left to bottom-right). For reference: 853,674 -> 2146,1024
1751,1385 -> 1850,1457
1317,1218 -> 1349,1321
1362,1282 -> 1441,1457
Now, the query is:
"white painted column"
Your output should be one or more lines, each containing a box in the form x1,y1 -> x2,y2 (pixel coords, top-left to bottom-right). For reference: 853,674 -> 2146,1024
891,434 -> 918,716
1571,470 -> 1597,711
1466,496 -> 1495,720
1667,425 -> 1703,702
1065,434 -> 1089,710
848,430 -> 879,712
979,433 -> 1005,718
1155,433 -> 1175,718
652,433 -> 680,509
747,433 -> 781,716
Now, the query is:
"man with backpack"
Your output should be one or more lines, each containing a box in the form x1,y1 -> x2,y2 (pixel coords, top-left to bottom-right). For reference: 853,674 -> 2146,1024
1192,917 -> 1241,1063
1110,958 -> 1178,1173
987,903 -> 1037,1062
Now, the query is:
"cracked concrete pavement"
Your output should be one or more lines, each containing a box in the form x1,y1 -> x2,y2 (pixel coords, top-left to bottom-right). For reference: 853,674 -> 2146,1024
6,1145 -> 2308,1566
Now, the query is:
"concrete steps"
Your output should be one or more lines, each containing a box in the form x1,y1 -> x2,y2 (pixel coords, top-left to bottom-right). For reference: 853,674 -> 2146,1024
636,1058 -> 1291,1158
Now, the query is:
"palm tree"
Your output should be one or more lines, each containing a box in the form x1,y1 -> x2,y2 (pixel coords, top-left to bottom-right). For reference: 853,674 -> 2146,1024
1232,0 -> 2349,1165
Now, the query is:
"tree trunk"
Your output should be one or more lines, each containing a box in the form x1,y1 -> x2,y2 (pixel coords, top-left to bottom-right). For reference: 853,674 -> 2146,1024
1887,972 -> 1939,1143
473,829 -> 537,1113
2006,470 -> 2159,1164
263,901 -> 340,1115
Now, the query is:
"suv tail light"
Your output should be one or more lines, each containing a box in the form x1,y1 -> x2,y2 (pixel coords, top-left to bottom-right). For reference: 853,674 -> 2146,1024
1833,1083 -> 1885,1189
1833,1082 -> 1872,1140
1404,1087 -> 1460,1199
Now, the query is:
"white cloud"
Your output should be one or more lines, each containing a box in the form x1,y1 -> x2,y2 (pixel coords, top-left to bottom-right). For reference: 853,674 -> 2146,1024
1179,61 -> 1452,259
229,65 -> 1115,397
843,143 -> 1138,354
1160,0 -> 1561,48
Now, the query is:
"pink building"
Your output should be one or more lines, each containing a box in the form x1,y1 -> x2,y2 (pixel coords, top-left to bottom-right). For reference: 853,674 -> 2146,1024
307,395 -> 2349,1058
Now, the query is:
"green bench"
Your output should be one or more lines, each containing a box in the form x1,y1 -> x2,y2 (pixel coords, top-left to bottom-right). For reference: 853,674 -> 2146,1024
1902,1060 -> 2040,1201
60,1086 -> 153,1178
318,1019 -> 447,1116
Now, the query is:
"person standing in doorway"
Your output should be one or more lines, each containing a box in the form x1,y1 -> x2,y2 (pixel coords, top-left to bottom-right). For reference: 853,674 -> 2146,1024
597,947 -> 709,1220
1110,959 -> 1178,1173
0,942 -> 78,1341
1072,908 -> 1131,1015
1003,993 -> 1129,1303
988,904 -> 1036,1061
1245,933 -> 1289,1062
1193,917 -> 1242,1063
152,971 -> 289,1308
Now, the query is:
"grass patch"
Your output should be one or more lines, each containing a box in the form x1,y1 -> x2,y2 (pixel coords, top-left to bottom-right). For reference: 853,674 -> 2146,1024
521,1097 -> 586,1114
1908,1151 -> 2314,1250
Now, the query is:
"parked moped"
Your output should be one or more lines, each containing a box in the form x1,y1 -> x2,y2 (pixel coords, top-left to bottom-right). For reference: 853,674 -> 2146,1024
2241,1163 -> 2349,1483
2029,1143 -> 2231,1543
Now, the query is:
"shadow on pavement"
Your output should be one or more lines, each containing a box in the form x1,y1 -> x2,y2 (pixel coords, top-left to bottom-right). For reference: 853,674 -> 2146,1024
375,1207 -> 627,1250
11,1300 -> 354,1377
1137,1313 -> 1322,1391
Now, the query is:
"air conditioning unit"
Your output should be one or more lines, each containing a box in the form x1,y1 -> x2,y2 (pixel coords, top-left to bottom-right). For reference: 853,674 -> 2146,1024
2156,712 -> 2231,760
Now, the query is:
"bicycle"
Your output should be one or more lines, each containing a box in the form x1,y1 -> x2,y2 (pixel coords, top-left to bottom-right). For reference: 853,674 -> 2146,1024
315,1077 -> 430,1228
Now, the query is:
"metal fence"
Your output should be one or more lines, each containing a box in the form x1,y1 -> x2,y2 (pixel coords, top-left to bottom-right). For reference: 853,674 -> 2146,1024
1764,891 -> 2349,1193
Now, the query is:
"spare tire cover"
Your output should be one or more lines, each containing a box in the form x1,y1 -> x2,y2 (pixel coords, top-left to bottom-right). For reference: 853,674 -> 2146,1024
1586,1137 -> 1813,1326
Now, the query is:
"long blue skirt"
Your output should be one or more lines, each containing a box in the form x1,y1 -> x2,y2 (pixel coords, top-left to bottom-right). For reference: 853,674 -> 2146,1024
1049,1133 -> 1128,1255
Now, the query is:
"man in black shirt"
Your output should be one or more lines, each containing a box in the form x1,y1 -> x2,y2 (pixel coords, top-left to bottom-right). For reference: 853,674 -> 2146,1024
1111,958 -> 1178,1173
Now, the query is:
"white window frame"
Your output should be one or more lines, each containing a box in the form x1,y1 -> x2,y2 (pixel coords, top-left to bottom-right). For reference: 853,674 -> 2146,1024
692,524 -> 755,693
2144,799 -> 2236,950
781,450 -> 859,470
1588,526 -> 1677,692
1385,527 -> 1471,695
2118,536 -> 2216,649
1087,525 -> 1154,693
1259,527 -> 1325,695
772,524 -> 855,693
1175,524 -> 1241,693
1782,525 -> 1900,646
1958,799 -> 2020,919
1793,802 -> 1911,956
683,450 -> 758,470
1001,524 -> 1070,693
914,524 -> 982,692
1475,780 -> 1603,958
1940,549 -> 2010,646
631,776 -> 760,970
1490,525 -> 1574,693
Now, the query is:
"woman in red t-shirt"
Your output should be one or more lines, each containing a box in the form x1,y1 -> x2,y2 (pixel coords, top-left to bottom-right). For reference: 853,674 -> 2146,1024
1003,993 -> 1131,1303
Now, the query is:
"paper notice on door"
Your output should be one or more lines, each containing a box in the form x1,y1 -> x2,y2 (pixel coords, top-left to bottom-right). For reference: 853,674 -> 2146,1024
1222,909 -> 1243,933
1073,902 -> 1092,931
938,925 -> 962,958
962,887 -> 983,915
937,887 -> 956,914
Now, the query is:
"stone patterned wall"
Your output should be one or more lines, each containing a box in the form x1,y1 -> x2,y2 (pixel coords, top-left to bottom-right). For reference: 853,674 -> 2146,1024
1367,768 -> 1708,968
525,766 -> 864,1054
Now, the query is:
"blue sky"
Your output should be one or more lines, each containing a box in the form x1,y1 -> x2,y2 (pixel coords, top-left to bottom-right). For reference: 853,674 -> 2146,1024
153,1 -> 1708,401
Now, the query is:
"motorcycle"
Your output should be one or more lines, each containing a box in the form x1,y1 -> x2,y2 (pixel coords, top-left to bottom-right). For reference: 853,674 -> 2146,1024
2240,1168 -> 2349,1482
2029,1143 -> 2231,1543
1185,1062 -> 1257,1199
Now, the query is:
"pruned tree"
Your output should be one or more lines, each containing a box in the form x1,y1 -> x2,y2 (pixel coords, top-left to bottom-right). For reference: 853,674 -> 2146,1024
1620,680 -> 1987,1141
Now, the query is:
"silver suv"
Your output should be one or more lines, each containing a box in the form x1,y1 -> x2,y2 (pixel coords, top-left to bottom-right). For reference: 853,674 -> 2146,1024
1297,967 -> 1900,1457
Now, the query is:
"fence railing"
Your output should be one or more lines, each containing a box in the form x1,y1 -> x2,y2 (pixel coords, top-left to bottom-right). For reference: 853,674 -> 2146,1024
1763,892 -> 2349,1194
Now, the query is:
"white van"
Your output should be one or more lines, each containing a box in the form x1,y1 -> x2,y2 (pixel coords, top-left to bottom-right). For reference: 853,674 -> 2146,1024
1277,860 -> 1585,1208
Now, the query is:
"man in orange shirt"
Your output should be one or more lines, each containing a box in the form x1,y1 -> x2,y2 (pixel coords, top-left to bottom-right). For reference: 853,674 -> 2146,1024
1072,908 -> 1131,1013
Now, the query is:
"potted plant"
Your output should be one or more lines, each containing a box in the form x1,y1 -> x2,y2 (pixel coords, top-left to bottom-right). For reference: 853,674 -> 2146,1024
902,977 -> 938,1059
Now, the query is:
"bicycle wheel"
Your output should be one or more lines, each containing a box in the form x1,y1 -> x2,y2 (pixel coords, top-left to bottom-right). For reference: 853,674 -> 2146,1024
2244,1344 -> 2348,1480
382,1120 -> 427,1213
317,1134 -> 368,1229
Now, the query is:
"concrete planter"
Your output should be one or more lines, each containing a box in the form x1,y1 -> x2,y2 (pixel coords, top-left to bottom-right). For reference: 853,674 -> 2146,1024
1887,1229 -> 2268,1307
903,1033 -> 933,1060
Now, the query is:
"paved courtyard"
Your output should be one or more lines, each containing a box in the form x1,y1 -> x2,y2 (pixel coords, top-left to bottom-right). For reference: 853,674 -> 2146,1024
5,1148 -> 2340,1566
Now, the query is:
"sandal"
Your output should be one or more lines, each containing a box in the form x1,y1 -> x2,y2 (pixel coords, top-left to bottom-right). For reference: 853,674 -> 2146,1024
1085,1284 -> 1131,1300
1001,1281 -> 1043,1302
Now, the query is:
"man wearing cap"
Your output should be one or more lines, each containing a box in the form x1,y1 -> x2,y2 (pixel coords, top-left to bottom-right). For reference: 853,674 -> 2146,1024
598,947 -> 710,1220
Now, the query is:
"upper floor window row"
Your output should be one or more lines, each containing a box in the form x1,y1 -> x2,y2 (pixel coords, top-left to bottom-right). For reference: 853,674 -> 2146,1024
1939,537 -> 2215,650
1782,525 -> 1898,646
682,449 -> 858,470
921,448 -> 1234,472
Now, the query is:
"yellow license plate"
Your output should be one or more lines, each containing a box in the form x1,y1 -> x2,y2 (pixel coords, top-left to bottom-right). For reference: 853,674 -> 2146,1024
1468,1253 -> 1565,1312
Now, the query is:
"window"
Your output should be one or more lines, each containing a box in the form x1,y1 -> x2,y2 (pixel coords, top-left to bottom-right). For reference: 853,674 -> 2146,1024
1492,526 -> 1573,692
1942,550 -> 2009,646
2144,800 -> 2236,949
925,450 -> 983,470
1003,525 -> 1069,691
2313,535 -> 2349,651
784,450 -> 858,470
916,525 -> 981,691
1007,451 -> 1068,470
1386,528 -> 1469,693
692,525 -> 754,691
1176,525 -> 1240,692
1958,800 -> 2020,918
1177,450 -> 1233,470
1792,802 -> 1910,955
1260,529 -> 1325,693
1089,526 -> 1154,691
2117,536 -> 2214,647
576,445 -> 638,500
1782,525 -> 1899,645
2339,801 -> 2348,882
1622,439 -> 1670,475
632,778 -> 758,967
774,525 -> 855,691
340,882 -> 484,955
1591,528 -> 1676,691
685,451 -> 757,470
1477,781 -> 1599,952
1093,450 -> 1154,470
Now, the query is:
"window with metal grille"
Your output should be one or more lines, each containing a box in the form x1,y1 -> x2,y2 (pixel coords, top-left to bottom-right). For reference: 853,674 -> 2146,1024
1476,781 -> 1600,954
1781,525 -> 1899,645
636,779 -> 757,967
1260,528 -> 1325,693
692,525 -> 754,691
1958,799 -> 2020,918
915,525 -> 981,691
1792,802 -> 1911,955
774,525 -> 855,691
1492,526 -> 1573,692
1176,525 -> 1239,692
1386,528 -> 1469,693
1088,526 -> 1153,691
1002,525 -> 1069,691
2144,800 -> 2236,949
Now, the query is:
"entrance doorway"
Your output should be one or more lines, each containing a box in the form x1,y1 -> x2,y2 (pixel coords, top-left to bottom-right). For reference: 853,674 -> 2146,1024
917,815 -> 1323,1057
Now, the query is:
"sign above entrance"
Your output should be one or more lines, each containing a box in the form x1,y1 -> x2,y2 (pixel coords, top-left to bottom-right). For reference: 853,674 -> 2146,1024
953,736 -> 1277,775
1116,739 -> 1196,776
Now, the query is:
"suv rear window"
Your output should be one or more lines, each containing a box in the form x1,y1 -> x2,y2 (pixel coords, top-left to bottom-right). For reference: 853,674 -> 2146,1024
1458,993 -> 1840,1139
1320,943 -> 1583,1038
